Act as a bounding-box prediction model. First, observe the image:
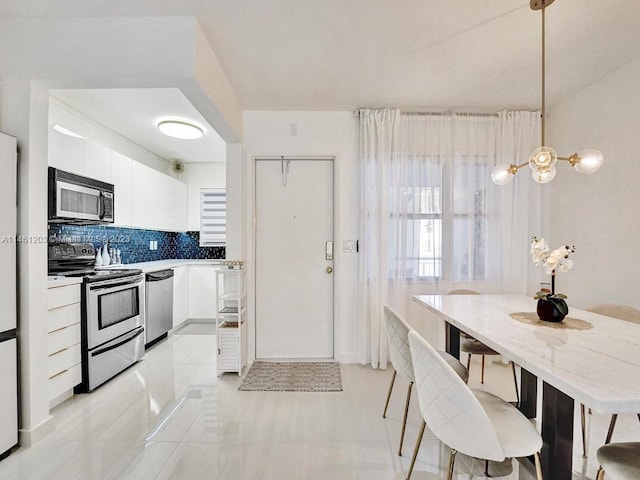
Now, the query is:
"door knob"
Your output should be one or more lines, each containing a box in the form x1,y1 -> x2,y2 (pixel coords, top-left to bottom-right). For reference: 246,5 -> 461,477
326,266 -> 333,274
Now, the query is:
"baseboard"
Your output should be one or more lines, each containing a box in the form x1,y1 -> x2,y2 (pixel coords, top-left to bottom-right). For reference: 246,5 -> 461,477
337,352 -> 358,364
18,414 -> 55,447
169,318 -> 215,335
184,318 -> 215,324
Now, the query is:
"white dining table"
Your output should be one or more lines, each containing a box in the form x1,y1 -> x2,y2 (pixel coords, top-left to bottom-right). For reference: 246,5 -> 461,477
413,294 -> 640,480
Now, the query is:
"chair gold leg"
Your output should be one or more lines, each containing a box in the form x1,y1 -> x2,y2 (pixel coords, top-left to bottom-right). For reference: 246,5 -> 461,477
481,355 -> 485,384
446,449 -> 457,480
398,381 -> 413,455
604,414 -> 618,445
596,466 -> 605,480
581,403 -> 587,457
534,452 -> 544,480
406,420 -> 426,480
510,361 -> 519,405
382,370 -> 397,418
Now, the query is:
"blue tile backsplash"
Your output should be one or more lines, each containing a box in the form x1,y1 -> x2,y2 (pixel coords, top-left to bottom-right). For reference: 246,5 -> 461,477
48,225 -> 225,264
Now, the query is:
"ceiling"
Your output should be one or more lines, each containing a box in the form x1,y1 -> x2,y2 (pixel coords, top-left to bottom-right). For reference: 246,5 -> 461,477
3,0 -> 639,162
51,88 -> 227,164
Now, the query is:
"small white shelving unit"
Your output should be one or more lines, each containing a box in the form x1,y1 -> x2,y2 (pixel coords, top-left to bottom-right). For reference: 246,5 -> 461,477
215,267 -> 246,376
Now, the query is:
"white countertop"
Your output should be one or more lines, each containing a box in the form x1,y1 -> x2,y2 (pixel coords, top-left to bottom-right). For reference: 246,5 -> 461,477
47,276 -> 83,288
414,294 -> 640,414
113,259 -> 222,273
47,259 -> 222,286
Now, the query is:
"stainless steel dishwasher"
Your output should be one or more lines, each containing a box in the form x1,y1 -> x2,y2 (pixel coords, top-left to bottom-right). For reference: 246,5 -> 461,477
145,269 -> 174,347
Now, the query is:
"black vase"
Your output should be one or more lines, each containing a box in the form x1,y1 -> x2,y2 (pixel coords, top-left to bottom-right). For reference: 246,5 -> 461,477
537,299 -> 566,323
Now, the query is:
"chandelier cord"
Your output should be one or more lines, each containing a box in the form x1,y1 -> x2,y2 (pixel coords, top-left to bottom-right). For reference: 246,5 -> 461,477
541,2 -> 546,146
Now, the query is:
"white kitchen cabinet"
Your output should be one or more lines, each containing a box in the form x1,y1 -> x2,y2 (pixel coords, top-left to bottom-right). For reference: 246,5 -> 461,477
111,151 -> 133,226
131,161 -> 187,231
172,266 -> 189,329
82,139 -> 112,183
188,265 -> 217,319
49,127 -> 189,232
161,171 -> 187,231
216,268 -> 246,376
47,284 -> 82,408
48,126 -> 83,174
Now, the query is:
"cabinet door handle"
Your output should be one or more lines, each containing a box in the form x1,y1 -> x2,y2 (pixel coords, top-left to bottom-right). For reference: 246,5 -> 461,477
49,368 -> 69,380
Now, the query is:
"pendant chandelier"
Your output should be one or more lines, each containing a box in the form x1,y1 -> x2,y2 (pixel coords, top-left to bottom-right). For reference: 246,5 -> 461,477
491,0 -> 604,186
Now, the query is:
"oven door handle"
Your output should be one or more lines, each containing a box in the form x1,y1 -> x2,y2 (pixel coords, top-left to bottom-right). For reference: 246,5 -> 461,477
89,277 -> 143,292
91,328 -> 144,357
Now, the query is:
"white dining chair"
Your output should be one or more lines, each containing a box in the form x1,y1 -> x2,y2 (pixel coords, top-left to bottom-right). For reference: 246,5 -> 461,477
407,329 -> 543,480
382,306 -> 468,457
596,442 -> 640,479
579,304 -> 640,457
447,289 -> 520,404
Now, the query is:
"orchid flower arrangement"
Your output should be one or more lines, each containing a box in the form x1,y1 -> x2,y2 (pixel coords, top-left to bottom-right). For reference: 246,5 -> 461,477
530,237 -> 575,276
531,236 -> 575,314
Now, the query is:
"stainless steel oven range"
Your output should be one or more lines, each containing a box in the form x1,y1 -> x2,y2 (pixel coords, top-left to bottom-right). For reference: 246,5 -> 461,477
48,242 -> 145,391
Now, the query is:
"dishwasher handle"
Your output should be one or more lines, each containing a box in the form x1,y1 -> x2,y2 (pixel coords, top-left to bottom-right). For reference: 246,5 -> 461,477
146,269 -> 174,282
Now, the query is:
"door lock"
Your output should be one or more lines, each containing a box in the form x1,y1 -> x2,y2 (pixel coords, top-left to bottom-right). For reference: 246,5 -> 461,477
325,241 -> 333,260
325,266 -> 333,274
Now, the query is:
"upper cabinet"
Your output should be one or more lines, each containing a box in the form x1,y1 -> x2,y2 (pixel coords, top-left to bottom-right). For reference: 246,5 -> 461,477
130,161 -> 187,232
82,139 -> 112,183
48,128 -> 83,174
49,127 -> 187,232
111,152 -> 133,227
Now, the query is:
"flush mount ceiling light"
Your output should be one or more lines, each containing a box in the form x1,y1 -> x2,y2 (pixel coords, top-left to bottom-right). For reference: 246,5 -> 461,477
157,120 -> 204,140
491,0 -> 603,186
52,124 -> 85,139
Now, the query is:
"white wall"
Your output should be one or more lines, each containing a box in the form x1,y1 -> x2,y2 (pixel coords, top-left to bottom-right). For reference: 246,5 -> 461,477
225,143 -> 244,260
242,111 -> 359,363
2,79 -> 52,445
548,58 -> 640,309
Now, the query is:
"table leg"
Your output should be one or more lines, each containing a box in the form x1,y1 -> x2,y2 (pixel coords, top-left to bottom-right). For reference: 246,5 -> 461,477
541,381 -> 574,480
445,322 -> 460,360
519,368 -> 537,418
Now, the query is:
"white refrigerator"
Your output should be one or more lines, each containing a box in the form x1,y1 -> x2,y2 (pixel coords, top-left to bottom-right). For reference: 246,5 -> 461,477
0,132 -> 18,458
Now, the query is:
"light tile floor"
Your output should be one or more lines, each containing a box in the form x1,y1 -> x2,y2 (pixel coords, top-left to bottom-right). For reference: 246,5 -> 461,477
1,329 -> 638,479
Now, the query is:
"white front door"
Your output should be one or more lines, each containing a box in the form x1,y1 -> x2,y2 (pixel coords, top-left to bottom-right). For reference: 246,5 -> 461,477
255,158 -> 334,359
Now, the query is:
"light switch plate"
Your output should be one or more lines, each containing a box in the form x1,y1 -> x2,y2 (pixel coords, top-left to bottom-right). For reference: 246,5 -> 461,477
343,240 -> 356,253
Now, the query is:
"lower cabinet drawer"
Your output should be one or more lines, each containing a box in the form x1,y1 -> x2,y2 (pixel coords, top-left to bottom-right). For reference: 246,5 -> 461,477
48,324 -> 81,356
48,303 -> 81,333
48,343 -> 81,379
48,363 -> 82,401
47,284 -> 81,310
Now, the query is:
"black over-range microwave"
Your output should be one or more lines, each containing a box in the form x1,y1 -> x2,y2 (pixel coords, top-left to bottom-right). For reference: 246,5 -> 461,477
48,167 -> 115,224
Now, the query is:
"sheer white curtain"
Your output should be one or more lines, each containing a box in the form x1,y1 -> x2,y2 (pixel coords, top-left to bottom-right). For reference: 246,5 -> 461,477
357,109 -> 542,368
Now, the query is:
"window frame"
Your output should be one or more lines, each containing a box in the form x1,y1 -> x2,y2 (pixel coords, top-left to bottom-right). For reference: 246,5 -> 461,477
199,188 -> 226,247
391,156 -> 489,282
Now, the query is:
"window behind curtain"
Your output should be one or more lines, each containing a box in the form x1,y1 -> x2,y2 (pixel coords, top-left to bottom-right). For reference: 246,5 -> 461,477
390,155 -> 491,281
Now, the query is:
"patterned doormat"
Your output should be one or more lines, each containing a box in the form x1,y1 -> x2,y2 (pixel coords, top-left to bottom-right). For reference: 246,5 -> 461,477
238,361 -> 343,392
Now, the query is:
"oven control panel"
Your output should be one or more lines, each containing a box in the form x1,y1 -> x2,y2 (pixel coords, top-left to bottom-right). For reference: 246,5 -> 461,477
49,242 -> 95,260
